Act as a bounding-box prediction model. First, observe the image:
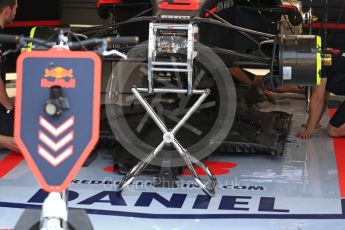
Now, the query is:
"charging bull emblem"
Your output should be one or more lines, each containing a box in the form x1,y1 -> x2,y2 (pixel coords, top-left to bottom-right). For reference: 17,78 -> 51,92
41,66 -> 76,88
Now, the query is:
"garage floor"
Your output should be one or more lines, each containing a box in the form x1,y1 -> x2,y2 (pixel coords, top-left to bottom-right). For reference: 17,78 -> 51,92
0,95 -> 345,229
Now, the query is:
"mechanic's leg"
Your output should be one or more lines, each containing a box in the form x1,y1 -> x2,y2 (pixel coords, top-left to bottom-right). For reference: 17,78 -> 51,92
328,124 -> 345,138
328,101 -> 345,138
326,72 -> 345,95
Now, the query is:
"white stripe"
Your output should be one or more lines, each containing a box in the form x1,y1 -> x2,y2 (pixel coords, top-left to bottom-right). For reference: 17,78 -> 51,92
6,88 -> 16,98
39,131 -> 74,152
38,145 -> 74,167
5,73 -> 17,80
39,116 -> 74,137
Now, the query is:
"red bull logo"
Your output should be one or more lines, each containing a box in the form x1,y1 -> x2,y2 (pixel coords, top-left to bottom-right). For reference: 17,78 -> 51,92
41,66 -> 76,88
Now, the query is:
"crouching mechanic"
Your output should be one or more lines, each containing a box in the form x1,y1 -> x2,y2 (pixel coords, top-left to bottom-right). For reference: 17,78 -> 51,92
0,0 -> 19,152
298,48 -> 345,139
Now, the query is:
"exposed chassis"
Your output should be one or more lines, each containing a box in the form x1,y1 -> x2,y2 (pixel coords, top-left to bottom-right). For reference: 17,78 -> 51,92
65,0 -> 320,194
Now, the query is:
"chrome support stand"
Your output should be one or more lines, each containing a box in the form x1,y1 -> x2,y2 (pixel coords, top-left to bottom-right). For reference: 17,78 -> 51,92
39,191 -> 68,230
117,87 -> 217,196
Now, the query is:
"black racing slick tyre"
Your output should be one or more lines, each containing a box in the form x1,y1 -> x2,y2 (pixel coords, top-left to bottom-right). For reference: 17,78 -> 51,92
105,42 -> 236,167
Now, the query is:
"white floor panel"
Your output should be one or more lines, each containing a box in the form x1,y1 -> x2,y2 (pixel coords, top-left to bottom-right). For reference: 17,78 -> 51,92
0,96 -> 345,229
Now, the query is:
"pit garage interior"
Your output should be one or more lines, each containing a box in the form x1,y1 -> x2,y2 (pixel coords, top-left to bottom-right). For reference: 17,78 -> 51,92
1,0 -> 345,229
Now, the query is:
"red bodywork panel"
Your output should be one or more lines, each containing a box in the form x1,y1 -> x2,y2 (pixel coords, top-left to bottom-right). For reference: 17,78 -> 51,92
158,0 -> 200,11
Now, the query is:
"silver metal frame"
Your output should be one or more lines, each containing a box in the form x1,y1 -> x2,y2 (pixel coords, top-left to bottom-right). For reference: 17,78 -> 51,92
147,22 -> 198,95
117,87 -> 217,196
40,191 -> 69,230
117,22 -> 217,196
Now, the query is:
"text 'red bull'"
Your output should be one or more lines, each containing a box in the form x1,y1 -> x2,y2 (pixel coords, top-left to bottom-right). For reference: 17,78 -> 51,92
41,67 -> 76,88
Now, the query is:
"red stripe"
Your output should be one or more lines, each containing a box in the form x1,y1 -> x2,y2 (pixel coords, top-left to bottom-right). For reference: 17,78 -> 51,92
159,0 -> 200,11
97,0 -> 122,8
0,153 -> 23,179
209,7 -> 217,13
205,7 -> 217,17
8,20 -> 63,28
303,22 -> 345,30
329,109 -> 345,197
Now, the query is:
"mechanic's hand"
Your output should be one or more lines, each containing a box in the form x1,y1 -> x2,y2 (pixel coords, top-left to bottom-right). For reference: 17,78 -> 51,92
262,90 -> 277,104
262,90 -> 272,99
0,135 -> 20,153
297,128 -> 314,139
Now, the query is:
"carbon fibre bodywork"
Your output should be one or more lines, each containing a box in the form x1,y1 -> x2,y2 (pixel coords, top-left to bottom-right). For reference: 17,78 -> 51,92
96,0 -> 301,66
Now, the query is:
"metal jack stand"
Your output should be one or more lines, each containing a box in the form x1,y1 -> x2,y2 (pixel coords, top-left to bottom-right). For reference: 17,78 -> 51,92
117,87 -> 217,196
117,22 -> 216,196
8,31 -> 135,230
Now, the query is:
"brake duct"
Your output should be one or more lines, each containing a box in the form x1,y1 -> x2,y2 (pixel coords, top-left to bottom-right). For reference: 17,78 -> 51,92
272,35 -> 330,89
